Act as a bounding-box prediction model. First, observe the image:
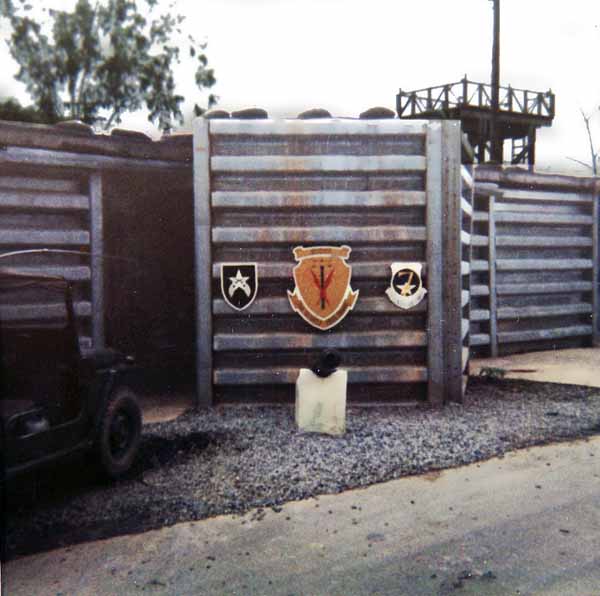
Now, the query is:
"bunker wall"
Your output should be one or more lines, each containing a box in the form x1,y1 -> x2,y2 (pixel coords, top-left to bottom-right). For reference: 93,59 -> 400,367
0,121 -> 195,390
470,167 -> 600,356
194,118 -> 470,406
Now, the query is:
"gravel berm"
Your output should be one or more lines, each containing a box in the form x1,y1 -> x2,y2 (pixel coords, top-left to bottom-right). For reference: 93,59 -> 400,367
4,378 -> 600,559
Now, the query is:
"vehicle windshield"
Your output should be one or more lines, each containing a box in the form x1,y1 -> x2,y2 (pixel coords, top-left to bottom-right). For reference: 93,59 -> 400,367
0,274 -> 80,422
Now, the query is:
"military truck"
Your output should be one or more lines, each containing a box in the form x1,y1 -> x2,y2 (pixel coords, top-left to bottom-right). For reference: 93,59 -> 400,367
1,267 -> 142,481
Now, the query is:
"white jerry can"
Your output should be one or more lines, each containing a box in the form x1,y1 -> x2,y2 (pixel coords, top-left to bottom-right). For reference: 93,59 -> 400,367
295,368 -> 347,436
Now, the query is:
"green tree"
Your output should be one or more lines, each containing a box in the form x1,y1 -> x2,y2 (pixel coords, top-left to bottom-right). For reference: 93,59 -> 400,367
0,97 -> 55,123
1,0 -> 216,131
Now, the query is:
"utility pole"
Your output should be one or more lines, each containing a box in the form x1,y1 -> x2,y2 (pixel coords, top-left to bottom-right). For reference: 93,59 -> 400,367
490,0 -> 502,163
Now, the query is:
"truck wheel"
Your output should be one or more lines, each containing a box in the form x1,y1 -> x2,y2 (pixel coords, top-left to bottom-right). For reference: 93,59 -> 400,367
96,387 -> 142,479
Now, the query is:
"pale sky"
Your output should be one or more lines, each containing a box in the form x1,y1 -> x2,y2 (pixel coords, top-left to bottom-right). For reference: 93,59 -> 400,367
1,0 -> 599,173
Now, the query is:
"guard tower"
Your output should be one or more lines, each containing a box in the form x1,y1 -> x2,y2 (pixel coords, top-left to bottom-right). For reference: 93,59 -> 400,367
396,77 -> 555,166
396,0 -> 554,167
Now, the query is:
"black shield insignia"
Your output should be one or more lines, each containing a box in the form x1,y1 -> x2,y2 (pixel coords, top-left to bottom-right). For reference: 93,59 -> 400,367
221,263 -> 258,311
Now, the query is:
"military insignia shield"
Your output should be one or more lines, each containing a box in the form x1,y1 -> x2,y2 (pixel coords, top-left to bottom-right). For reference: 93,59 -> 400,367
287,245 -> 359,330
385,262 -> 427,309
221,263 -> 258,311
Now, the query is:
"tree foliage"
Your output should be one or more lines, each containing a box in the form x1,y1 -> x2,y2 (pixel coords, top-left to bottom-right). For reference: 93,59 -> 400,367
0,97 -> 56,123
1,0 -> 216,131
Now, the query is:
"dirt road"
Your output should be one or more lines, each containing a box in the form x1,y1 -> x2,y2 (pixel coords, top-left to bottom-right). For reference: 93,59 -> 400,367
4,436 -> 600,595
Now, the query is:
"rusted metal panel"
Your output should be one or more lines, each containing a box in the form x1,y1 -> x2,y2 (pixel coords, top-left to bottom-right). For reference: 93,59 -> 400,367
499,303 -> 592,319
213,331 -> 428,351
468,182 -> 496,358
214,365 -> 428,385
212,135 -> 426,158
89,173 -> 104,349
0,176 -> 80,193
494,212 -> 593,225
193,118 -> 213,408
461,165 -> 474,190
488,193 -> 498,357
593,189 -> 599,346
8,265 -> 91,280
471,284 -> 490,297
0,172 -> 94,348
0,229 -> 89,246
470,333 -> 490,346
471,309 -> 491,322
212,173 -> 424,193
461,290 -> 470,307
460,156 -> 474,389
212,225 -> 427,244
494,202 -> 586,215
425,122 -> 444,405
0,145 -> 189,171
212,190 -> 426,209
211,261 -> 427,281
499,325 -> 592,344
195,118 -> 449,404
213,296 -> 427,316
475,166 -> 596,192
499,189 -> 593,204
1,124 -> 196,386
496,258 -> 592,271
209,119 -> 428,136
0,191 -> 89,211
496,235 -> 592,247
192,117 -> 474,405
473,167 -> 597,356
0,300 -> 91,322
461,197 -> 473,218
0,120 -> 192,163
211,155 -> 427,173
497,281 -> 592,295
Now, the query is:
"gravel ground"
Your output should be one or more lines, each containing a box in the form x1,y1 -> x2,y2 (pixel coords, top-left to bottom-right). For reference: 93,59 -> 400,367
4,377 -> 600,559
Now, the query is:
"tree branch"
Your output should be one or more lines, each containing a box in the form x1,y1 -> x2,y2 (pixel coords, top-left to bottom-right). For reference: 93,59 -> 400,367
105,108 -> 120,130
580,108 -> 598,176
566,156 -> 594,170
76,68 -> 89,116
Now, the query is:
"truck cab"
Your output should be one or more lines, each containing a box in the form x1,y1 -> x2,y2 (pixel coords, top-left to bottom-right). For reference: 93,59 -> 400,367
1,268 -> 142,480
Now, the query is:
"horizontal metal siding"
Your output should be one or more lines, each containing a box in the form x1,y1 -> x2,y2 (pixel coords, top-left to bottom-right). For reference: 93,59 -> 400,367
208,120 -> 429,403
0,174 -> 93,350
472,170 -> 597,356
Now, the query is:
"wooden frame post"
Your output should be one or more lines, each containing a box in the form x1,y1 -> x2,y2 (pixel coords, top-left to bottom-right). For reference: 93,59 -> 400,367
193,118 -> 213,408
89,172 -> 105,350
490,0 -> 502,164
592,185 -> 599,347
441,121 -> 464,402
426,122 -> 445,405
488,191 -> 499,357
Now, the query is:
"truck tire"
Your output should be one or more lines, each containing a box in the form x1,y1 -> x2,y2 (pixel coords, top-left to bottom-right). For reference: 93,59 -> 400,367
96,387 -> 142,479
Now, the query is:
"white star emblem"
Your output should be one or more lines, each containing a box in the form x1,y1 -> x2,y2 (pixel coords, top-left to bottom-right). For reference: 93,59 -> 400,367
228,269 -> 251,297
396,281 -> 416,296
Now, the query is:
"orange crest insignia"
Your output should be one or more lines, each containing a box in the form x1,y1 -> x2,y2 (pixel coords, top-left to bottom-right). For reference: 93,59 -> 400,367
287,245 -> 359,330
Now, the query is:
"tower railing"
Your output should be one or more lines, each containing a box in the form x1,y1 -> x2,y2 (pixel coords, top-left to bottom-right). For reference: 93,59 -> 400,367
397,78 -> 555,119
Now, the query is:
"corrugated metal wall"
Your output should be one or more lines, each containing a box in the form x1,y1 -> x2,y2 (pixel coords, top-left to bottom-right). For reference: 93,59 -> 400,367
0,122 -> 195,392
194,118 -> 467,406
0,170 -> 97,351
459,163 -> 474,391
470,168 -> 599,356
